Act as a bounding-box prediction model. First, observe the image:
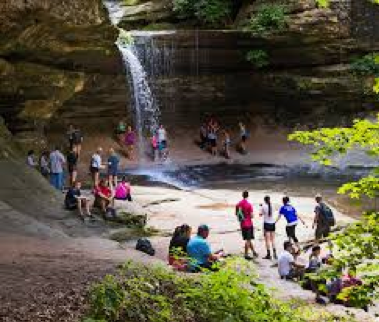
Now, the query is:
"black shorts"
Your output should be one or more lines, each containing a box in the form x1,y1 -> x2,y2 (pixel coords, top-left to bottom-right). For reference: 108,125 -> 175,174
241,226 -> 254,240
209,138 -> 217,147
264,223 -> 276,232
241,135 -> 247,142
90,166 -> 99,174
315,225 -> 330,239
68,165 -> 77,174
286,224 -> 298,243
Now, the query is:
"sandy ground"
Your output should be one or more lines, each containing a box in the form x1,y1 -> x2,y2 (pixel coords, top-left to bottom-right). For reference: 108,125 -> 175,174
0,182 -> 378,321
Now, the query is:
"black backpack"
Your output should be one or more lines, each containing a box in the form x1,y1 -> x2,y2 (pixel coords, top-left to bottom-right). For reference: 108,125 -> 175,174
320,203 -> 335,227
136,238 -> 155,256
72,130 -> 83,144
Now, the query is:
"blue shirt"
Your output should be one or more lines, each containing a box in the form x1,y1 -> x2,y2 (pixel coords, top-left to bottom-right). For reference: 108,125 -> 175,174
279,204 -> 298,226
187,235 -> 211,267
108,155 -> 120,172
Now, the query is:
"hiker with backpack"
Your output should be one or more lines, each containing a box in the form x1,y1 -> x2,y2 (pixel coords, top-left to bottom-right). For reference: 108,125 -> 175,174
67,124 -> 83,158
313,195 -> 335,240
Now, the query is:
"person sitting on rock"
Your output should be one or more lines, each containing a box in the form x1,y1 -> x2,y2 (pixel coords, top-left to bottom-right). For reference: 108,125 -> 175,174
278,241 -> 305,280
65,181 -> 92,221
94,179 -> 114,214
114,176 -> 132,202
168,224 -> 192,270
27,150 -> 38,168
187,225 -> 223,272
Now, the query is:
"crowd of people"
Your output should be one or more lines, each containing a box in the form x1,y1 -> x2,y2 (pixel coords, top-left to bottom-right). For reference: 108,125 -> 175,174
166,191 -> 352,306
115,120 -> 169,162
199,116 -> 249,159
26,124 -> 133,221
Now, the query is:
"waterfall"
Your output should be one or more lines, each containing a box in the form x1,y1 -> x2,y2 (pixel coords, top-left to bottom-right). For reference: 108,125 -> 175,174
117,44 -> 160,161
102,1 -> 162,161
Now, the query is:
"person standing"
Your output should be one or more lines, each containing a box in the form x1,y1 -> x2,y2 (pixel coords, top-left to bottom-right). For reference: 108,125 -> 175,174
40,151 -> 50,178
107,147 -> 120,187
151,134 -> 158,161
26,150 -> 38,168
157,124 -> 168,161
208,126 -> 217,157
260,195 -> 277,260
90,147 -> 103,188
236,191 -> 258,260
222,130 -> 231,159
49,147 -> 66,191
66,147 -> 78,187
276,196 -> 306,245
116,120 -> 127,145
199,123 -> 208,150
67,124 -> 83,158
124,126 -> 136,160
238,122 -> 248,154
313,195 -> 333,240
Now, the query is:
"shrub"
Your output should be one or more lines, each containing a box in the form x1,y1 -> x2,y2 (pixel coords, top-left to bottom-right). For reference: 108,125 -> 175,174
351,53 -> 379,76
246,49 -> 269,68
248,4 -> 287,35
84,259 -> 346,322
172,0 -> 232,27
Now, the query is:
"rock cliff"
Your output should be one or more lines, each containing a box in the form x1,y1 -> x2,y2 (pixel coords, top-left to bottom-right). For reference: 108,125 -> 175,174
0,0 -> 129,148
0,0 -> 378,150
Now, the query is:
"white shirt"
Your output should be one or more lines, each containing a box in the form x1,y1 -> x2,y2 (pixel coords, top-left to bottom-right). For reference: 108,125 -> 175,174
40,155 -> 49,169
91,153 -> 102,168
157,128 -> 166,142
49,150 -> 65,173
27,156 -> 36,167
278,250 -> 294,277
260,204 -> 275,224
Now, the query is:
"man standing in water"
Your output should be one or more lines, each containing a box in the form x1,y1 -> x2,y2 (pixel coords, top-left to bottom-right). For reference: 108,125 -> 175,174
236,191 -> 258,260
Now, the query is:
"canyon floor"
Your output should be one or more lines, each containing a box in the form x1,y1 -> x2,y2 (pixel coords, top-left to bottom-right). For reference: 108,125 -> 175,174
1,176 -> 378,322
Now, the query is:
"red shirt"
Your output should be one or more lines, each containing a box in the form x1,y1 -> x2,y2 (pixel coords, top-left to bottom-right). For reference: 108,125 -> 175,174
236,199 -> 253,228
95,185 -> 111,198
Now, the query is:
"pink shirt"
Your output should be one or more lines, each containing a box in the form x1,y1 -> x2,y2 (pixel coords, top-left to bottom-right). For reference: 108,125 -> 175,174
237,199 -> 253,228
115,182 -> 130,199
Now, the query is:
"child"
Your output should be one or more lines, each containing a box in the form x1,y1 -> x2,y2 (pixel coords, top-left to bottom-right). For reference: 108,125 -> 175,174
115,176 -> 132,202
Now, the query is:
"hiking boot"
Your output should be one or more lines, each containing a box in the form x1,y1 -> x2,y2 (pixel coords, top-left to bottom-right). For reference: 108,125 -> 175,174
273,249 -> 278,260
263,254 -> 272,260
252,251 -> 259,258
244,255 -> 253,261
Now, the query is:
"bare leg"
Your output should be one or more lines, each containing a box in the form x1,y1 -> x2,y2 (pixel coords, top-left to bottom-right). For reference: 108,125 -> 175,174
76,144 -> 81,159
264,232 -> 270,254
77,200 -> 84,219
100,199 -> 107,214
83,199 -> 91,216
72,170 -> 77,186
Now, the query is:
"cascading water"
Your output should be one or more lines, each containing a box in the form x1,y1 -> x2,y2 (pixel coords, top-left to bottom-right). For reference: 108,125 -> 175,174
103,1 -> 162,161
118,44 -> 160,161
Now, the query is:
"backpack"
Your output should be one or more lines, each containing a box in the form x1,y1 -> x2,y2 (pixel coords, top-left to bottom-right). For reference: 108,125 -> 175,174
320,203 -> 335,226
236,208 -> 245,222
136,238 -> 155,256
72,130 -> 83,144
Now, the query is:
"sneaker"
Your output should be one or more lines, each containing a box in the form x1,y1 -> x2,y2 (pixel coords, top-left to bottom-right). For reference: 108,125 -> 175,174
253,251 -> 259,258
263,254 -> 272,260
244,255 -> 253,261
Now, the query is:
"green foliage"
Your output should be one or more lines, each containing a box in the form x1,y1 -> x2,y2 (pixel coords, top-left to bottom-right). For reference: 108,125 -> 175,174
289,113 -> 379,307
374,78 -> 379,94
247,4 -> 287,35
172,0 -> 232,27
351,53 -> 379,76
246,50 -> 269,68
117,29 -> 133,47
316,0 -> 330,8
85,259 -> 341,322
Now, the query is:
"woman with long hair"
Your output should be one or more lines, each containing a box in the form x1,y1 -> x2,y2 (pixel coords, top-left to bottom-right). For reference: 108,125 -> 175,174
260,196 -> 277,259
168,224 -> 192,269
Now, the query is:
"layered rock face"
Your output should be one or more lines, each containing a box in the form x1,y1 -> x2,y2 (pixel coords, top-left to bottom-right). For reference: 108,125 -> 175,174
0,0 -> 129,148
0,0 -> 378,152
113,0 -> 379,133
